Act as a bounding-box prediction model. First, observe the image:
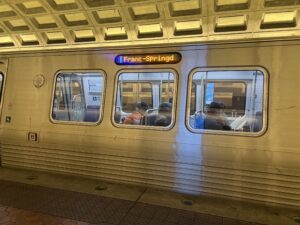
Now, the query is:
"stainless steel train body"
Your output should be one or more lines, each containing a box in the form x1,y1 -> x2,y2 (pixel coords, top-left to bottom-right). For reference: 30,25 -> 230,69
0,40 -> 299,207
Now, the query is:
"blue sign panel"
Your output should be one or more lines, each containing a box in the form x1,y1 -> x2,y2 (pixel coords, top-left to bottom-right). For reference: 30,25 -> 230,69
115,53 -> 181,65
205,83 -> 215,105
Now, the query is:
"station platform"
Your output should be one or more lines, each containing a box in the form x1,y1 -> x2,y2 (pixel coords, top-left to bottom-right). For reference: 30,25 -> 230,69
0,168 -> 298,225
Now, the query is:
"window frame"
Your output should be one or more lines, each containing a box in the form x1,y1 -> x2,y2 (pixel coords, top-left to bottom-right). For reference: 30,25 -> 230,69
0,73 -> 4,97
186,67 -> 268,136
190,81 -> 197,115
0,72 -> 5,122
112,69 -> 178,130
50,70 -> 106,126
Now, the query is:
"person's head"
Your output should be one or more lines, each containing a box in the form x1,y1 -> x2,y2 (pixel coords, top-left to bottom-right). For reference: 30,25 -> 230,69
135,102 -> 148,113
158,102 -> 172,115
206,102 -> 224,114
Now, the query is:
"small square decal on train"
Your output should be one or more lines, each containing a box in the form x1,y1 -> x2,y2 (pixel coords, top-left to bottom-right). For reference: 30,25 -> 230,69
5,116 -> 11,123
28,132 -> 38,142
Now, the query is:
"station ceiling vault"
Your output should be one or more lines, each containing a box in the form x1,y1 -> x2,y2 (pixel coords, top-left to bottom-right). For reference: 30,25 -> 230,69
0,0 -> 299,52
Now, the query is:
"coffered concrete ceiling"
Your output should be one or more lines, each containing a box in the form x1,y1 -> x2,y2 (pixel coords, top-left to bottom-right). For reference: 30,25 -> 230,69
0,0 -> 298,52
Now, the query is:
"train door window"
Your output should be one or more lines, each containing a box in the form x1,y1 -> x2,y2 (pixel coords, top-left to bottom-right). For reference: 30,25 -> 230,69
187,69 -> 267,135
114,71 -> 176,129
51,71 -> 105,124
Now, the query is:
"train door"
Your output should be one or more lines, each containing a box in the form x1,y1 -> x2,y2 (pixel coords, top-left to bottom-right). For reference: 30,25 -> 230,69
0,59 -> 8,166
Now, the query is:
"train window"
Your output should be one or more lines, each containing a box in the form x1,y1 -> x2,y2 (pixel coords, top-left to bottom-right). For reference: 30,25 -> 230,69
51,71 -> 105,124
114,71 -> 176,128
187,69 -> 267,135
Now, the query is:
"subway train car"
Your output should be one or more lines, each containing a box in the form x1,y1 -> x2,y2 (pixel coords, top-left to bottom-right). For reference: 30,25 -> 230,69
0,0 -> 299,209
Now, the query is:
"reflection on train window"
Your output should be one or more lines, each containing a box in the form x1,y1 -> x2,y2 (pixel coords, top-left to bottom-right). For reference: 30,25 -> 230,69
114,72 -> 175,128
161,82 -> 174,104
204,82 -> 246,116
51,72 -> 105,123
121,82 -> 153,113
188,70 -> 265,134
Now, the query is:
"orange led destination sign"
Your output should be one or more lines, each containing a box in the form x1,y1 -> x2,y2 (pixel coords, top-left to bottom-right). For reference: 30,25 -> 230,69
115,53 -> 181,65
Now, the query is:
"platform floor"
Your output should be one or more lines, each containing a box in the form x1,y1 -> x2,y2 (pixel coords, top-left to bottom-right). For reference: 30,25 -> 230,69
0,167 -> 299,225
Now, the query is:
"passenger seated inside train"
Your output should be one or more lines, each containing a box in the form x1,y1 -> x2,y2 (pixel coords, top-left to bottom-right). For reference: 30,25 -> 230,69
204,102 -> 231,130
142,109 -> 158,126
83,105 -> 100,122
123,102 -> 148,125
193,110 -> 205,129
155,102 -> 172,127
142,102 -> 172,127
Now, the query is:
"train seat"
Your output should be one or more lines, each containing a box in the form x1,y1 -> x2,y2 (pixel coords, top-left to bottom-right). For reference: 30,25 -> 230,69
155,115 -> 171,126
155,102 -> 172,126
52,109 -> 69,121
83,106 -> 100,122
144,113 -> 158,126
